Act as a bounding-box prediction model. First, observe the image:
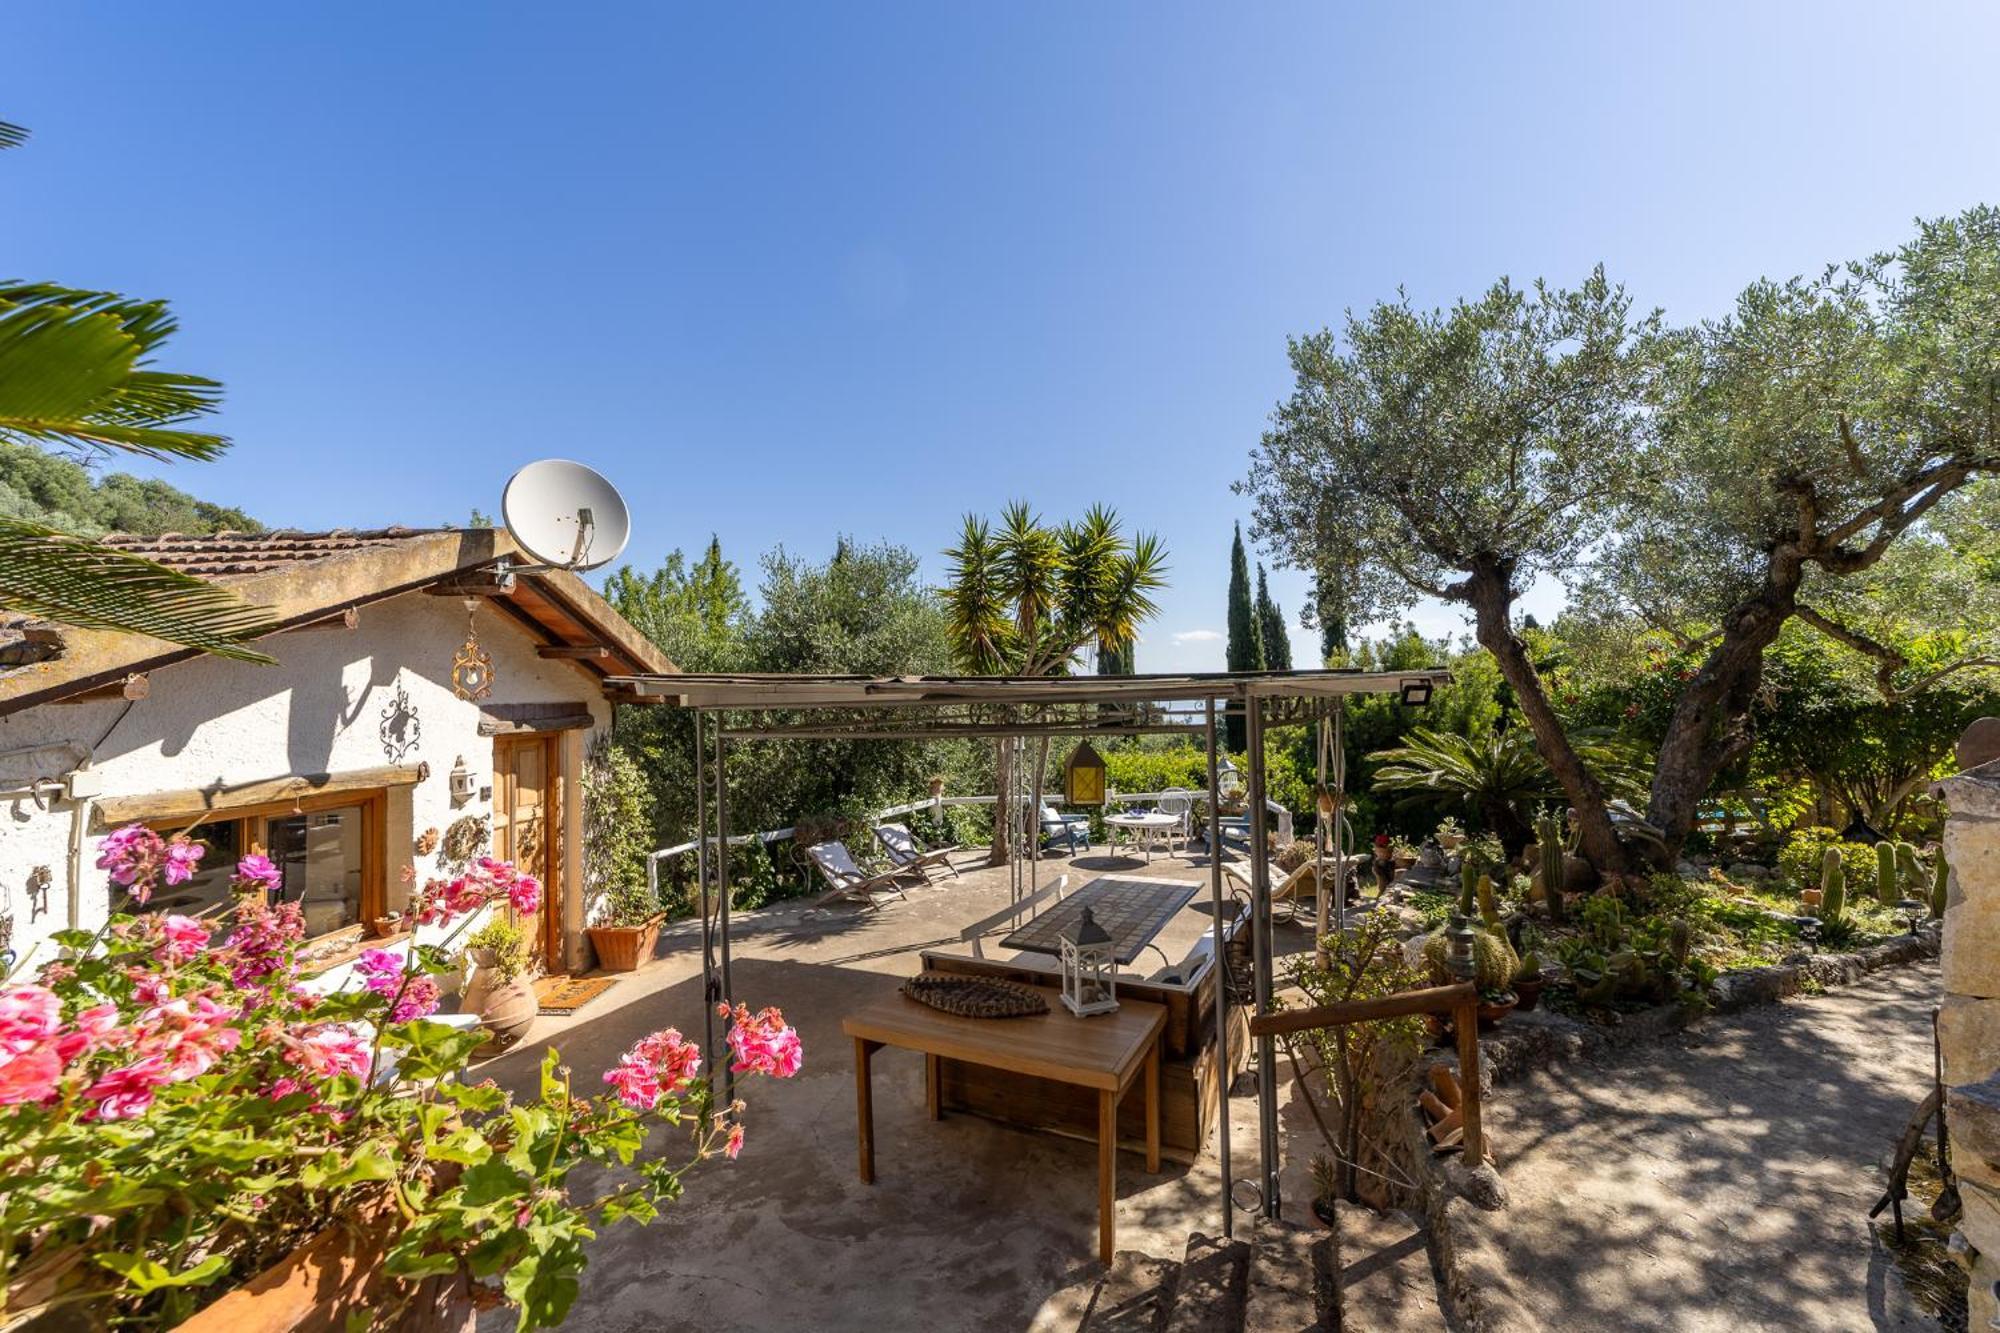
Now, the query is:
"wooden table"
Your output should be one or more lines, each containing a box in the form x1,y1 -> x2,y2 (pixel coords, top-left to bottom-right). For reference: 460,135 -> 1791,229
843,986 -> 1167,1263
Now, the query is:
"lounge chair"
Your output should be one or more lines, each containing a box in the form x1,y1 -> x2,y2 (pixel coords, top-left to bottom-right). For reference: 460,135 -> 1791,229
1040,805 -> 1091,854
874,823 -> 961,883
958,875 -> 1069,958
806,841 -> 910,909
1223,855 -> 1371,925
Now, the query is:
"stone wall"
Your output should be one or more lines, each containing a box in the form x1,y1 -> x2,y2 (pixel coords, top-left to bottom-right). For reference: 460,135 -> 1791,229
1940,756 -> 2000,1330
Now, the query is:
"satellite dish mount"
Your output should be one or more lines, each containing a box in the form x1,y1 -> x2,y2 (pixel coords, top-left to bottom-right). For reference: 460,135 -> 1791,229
500,460 -> 632,573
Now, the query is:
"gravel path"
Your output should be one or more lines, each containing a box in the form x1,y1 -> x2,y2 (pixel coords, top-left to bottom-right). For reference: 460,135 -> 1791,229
1481,960 -> 1944,1332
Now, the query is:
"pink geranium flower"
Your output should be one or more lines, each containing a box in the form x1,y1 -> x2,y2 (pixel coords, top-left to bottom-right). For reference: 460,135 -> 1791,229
718,1003 -> 803,1079
723,1122 -> 745,1159
292,1025 -> 372,1082
231,852 -> 283,896
162,836 -> 205,886
96,824 -> 167,902
602,1026 -> 703,1111
86,1055 -> 172,1120
0,984 -> 60,1053
507,875 -> 541,915
157,914 -> 212,964
0,1045 -> 63,1106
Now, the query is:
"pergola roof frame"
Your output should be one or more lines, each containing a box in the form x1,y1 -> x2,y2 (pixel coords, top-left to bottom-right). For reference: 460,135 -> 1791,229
646,665 -> 1452,1241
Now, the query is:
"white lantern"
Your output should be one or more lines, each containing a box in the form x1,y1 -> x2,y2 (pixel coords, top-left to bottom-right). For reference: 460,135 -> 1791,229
1059,906 -> 1119,1017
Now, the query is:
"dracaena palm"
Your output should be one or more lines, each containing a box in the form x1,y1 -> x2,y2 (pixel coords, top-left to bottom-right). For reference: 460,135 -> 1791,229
943,502 -> 1167,862
0,121 -> 274,661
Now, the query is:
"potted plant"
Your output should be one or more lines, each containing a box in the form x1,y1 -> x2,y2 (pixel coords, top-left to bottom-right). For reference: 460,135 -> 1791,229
0,826 -> 801,1331
1308,1153 -> 1340,1228
1513,949 -> 1546,1012
587,879 -> 667,973
1389,835 -> 1418,870
1434,816 -> 1465,853
463,915 -> 536,1053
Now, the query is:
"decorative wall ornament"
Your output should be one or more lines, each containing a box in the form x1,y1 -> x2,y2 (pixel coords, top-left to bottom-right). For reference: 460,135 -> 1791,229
26,865 -> 51,921
440,814 -> 490,870
451,599 -> 494,702
414,826 -> 441,858
378,679 -> 422,762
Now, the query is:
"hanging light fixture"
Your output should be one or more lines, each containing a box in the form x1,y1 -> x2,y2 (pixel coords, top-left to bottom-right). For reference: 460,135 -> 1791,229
1063,741 -> 1107,807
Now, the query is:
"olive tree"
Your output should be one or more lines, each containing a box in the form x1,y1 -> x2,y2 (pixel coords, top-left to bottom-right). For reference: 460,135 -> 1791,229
1595,207 -> 2000,853
1243,270 -> 1657,871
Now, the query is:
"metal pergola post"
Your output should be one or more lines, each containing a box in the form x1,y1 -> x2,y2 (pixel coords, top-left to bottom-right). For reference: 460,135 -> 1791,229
713,713 -> 736,1108
1204,698 -> 1233,1239
1246,695 -> 1280,1219
695,711 -> 716,1071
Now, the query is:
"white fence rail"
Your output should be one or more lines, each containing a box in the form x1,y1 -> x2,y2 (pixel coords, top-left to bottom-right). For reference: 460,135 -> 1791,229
645,790 -> 1294,892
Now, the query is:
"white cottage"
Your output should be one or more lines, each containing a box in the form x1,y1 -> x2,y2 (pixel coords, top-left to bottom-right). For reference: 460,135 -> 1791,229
0,526 -> 673,981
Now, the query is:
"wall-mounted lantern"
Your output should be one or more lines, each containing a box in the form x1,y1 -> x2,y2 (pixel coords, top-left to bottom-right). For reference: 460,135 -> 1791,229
448,756 -> 476,806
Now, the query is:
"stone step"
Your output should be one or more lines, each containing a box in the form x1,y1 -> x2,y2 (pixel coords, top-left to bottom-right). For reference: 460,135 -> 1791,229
1244,1217 -> 1335,1331
1332,1202 -> 1445,1333
1162,1230 -> 1249,1333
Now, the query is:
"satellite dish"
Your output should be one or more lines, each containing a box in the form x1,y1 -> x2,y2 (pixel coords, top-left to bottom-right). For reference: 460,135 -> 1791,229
501,459 -> 632,572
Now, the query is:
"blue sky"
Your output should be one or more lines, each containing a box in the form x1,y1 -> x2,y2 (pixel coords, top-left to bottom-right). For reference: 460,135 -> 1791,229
8,3 -> 1999,670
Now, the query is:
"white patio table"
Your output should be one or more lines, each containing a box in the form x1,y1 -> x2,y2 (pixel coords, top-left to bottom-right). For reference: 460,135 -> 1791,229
1104,810 -> 1179,863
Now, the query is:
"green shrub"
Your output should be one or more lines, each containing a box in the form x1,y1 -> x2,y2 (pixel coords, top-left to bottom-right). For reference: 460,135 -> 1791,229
1776,827 -> 1873,891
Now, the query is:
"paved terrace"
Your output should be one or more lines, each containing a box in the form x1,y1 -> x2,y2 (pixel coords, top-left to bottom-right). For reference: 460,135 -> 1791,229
471,843 -> 1326,1333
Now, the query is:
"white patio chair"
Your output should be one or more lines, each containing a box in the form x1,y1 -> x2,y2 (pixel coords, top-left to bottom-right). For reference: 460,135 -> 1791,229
958,875 -> 1069,958
806,841 -> 910,910
873,823 -> 961,884
1157,788 -> 1194,854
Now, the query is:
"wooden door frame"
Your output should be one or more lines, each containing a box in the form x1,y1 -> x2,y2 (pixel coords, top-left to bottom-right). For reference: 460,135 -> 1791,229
493,732 -> 563,966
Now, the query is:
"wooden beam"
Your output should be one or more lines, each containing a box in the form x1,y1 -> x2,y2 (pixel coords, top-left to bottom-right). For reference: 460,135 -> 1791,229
535,644 -> 609,660
289,607 -> 359,632
425,570 -> 516,597
1246,981 -> 1477,1038
54,673 -> 148,704
93,762 -> 427,827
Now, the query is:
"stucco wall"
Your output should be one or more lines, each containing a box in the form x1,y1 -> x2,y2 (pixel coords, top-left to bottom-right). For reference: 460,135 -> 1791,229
0,590 -> 612,978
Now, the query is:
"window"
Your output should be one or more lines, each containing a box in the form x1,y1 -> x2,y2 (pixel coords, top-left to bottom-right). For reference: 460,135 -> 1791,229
133,790 -> 386,943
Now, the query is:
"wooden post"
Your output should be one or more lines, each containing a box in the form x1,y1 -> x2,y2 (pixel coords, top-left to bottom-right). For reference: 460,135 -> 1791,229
854,1037 -> 877,1184
1455,996 -> 1484,1166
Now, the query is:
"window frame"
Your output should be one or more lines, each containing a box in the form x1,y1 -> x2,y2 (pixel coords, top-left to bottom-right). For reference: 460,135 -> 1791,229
147,788 -> 388,947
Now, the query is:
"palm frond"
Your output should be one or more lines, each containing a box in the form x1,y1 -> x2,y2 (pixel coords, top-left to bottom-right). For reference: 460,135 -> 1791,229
0,121 -> 27,151
0,283 -> 227,461
0,518 -> 276,662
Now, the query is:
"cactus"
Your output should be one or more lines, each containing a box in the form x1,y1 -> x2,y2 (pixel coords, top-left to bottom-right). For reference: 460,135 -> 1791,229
1931,852 -> 1949,919
1472,930 -> 1515,993
1476,873 -> 1502,930
1895,841 -> 1923,892
1459,859 -> 1478,918
1515,949 -> 1543,982
1535,812 -> 1566,923
1667,918 -> 1692,967
1820,845 -> 1846,924
1876,841 -> 1899,907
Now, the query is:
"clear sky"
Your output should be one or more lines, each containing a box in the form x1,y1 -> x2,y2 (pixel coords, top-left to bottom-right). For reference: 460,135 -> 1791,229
7,3 -> 1999,670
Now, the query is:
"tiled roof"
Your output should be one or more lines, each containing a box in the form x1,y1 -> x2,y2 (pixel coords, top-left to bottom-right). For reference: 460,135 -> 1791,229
98,528 -> 445,579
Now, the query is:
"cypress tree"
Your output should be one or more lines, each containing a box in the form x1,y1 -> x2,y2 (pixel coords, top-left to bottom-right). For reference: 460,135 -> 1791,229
1315,570 -> 1348,667
1225,523 -> 1263,748
1255,563 -> 1292,671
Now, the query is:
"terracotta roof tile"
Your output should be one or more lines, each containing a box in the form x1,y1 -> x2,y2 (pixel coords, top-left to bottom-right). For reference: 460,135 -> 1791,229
98,527 -> 445,579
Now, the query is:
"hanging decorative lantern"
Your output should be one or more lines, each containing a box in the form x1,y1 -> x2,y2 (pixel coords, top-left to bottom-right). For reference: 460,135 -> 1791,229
1059,906 -> 1118,1017
452,599 -> 495,701
1063,741 -> 1107,807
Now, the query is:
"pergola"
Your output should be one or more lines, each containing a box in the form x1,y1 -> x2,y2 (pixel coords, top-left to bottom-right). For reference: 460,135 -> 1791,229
605,666 -> 1450,1233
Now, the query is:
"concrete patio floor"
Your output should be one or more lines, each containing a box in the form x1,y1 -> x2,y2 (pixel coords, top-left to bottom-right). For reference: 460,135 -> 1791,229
471,844 -> 1325,1333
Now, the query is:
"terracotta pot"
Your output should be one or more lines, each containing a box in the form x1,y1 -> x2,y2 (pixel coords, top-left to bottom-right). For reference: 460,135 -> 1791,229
1800,887 -> 1824,909
1514,976 -> 1546,1012
458,950 -> 498,1016
477,979 -> 536,1055
587,914 -> 665,973
177,1201 -> 475,1333
1310,1197 -> 1338,1229
1439,834 -> 1465,852
1475,993 -> 1517,1028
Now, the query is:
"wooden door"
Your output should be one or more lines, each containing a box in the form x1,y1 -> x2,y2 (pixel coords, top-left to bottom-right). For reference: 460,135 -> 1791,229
492,733 -> 561,969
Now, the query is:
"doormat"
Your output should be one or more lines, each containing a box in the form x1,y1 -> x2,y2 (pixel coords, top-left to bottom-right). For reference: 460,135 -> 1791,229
534,974 -> 619,1016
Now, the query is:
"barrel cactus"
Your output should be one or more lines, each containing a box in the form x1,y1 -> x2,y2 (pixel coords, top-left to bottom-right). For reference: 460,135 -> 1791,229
1820,845 -> 1846,924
